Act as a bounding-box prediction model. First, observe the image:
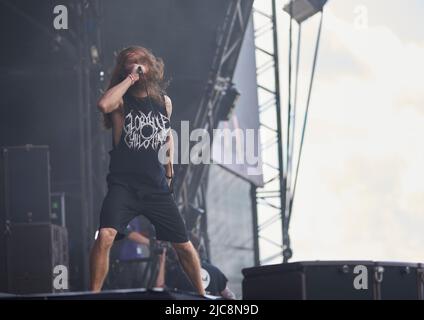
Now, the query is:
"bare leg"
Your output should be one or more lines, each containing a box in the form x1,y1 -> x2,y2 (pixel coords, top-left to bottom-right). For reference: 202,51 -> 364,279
172,241 -> 206,296
89,228 -> 117,292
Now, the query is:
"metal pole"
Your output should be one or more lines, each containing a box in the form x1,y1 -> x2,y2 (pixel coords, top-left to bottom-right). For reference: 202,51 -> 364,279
271,0 -> 287,262
250,184 -> 260,266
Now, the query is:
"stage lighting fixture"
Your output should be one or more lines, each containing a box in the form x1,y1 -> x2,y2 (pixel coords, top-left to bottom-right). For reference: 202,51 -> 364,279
283,0 -> 328,23
217,83 -> 240,122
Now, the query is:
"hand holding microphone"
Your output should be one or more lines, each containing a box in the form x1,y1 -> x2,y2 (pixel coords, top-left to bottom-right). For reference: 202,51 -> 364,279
136,65 -> 145,74
128,64 -> 146,85
132,64 -> 146,74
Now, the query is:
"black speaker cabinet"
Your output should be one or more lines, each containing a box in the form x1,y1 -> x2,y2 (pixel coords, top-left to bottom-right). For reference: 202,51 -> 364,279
242,261 -> 424,300
5,223 -> 69,294
0,145 -> 51,224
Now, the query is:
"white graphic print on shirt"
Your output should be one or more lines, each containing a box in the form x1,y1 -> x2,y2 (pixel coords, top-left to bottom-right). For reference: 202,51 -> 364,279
123,110 -> 170,150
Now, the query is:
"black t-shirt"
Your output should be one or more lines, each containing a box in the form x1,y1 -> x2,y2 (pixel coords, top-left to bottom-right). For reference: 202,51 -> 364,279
166,260 -> 228,296
108,93 -> 171,191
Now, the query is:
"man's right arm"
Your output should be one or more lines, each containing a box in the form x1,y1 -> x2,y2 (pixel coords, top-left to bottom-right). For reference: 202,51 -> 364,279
97,66 -> 140,114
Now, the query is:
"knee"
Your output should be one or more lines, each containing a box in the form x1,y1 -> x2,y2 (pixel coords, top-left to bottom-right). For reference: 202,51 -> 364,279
97,228 -> 117,250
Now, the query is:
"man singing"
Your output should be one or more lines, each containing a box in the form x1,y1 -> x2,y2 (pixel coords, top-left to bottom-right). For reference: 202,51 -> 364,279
89,46 -> 205,296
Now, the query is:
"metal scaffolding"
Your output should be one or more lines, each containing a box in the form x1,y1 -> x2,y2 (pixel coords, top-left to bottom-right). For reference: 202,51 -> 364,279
252,0 -> 289,265
74,0 -> 108,288
174,0 -> 254,259
253,0 -> 326,265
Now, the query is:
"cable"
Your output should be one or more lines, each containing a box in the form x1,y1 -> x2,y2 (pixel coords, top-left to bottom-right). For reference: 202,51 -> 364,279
288,10 -> 324,224
287,24 -> 302,192
286,1 -> 293,176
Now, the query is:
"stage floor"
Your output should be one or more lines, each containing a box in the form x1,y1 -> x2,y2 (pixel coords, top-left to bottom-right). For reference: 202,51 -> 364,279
0,288 -> 222,300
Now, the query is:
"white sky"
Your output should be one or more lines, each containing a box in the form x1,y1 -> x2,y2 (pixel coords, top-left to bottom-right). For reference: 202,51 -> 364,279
255,0 -> 424,263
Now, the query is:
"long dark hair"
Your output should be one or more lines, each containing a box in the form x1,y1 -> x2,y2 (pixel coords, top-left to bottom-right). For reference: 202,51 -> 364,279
102,46 -> 171,129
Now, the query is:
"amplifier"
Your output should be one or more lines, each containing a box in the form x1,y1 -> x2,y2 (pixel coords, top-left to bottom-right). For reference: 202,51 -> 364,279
242,261 -> 424,300
0,145 -> 54,292
0,145 -> 51,224
5,223 -> 69,294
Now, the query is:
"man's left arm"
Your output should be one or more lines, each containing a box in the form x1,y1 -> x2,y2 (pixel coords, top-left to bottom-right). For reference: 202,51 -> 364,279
164,95 -> 174,187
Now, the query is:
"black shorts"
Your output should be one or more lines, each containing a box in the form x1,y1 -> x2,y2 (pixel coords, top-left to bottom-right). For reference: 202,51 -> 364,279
98,173 -> 189,243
